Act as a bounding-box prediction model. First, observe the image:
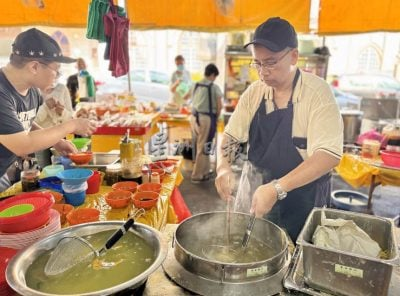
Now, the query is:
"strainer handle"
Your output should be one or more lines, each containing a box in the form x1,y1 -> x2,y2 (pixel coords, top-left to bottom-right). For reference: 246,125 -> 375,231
104,218 -> 134,251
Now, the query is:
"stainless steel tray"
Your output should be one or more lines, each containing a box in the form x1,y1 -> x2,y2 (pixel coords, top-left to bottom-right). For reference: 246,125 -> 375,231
284,246 -> 400,296
70,152 -> 119,169
297,208 -> 399,296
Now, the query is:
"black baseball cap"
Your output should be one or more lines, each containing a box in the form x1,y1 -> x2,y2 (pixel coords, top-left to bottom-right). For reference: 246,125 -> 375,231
244,17 -> 298,52
12,28 -> 76,63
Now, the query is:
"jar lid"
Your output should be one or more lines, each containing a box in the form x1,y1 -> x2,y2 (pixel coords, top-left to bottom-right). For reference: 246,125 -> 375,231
106,164 -> 121,172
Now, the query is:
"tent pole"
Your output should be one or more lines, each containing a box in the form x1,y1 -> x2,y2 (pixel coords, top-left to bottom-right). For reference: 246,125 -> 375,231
118,0 -> 131,93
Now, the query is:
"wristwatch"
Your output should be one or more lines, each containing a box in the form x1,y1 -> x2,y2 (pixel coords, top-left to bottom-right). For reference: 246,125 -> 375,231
271,180 -> 287,200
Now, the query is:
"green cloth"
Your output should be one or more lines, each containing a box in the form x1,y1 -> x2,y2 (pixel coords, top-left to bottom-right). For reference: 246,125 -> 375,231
86,0 -> 110,42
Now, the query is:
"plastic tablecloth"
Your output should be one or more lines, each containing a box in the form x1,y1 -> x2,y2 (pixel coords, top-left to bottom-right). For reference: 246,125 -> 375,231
335,153 -> 400,188
0,159 -> 184,231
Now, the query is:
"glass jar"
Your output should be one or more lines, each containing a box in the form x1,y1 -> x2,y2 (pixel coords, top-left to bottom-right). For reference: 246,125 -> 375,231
21,169 -> 40,192
105,164 -> 121,186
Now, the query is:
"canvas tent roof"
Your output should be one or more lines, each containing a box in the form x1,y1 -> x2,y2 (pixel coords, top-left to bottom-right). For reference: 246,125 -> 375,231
0,0 -> 311,33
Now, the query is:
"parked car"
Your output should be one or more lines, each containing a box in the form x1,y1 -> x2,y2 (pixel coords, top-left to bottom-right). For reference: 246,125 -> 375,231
97,69 -> 171,104
331,86 -> 362,110
336,73 -> 400,99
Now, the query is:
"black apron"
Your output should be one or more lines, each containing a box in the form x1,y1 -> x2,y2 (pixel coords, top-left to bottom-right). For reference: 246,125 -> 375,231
247,69 -> 330,242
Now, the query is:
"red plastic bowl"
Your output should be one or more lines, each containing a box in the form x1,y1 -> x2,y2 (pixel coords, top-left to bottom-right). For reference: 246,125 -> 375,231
0,192 -> 54,233
137,183 -> 162,194
105,190 -> 132,208
381,150 -> 400,167
132,191 -> 159,210
68,151 -> 93,165
112,181 -> 138,193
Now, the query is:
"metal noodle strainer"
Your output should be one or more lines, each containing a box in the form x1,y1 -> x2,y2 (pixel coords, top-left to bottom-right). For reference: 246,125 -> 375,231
44,218 -> 134,276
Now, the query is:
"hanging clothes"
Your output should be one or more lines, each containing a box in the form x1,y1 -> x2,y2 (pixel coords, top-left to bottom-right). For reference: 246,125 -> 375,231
103,1 -> 130,77
86,0 -> 110,42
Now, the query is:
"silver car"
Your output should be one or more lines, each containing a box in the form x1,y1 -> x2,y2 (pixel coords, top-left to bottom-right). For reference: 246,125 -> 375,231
97,69 -> 171,104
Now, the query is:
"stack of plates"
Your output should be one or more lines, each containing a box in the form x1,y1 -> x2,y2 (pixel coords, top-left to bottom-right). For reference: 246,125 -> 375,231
0,209 -> 61,250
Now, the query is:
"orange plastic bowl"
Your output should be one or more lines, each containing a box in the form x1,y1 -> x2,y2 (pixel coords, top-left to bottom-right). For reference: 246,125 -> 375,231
51,203 -> 74,224
132,191 -> 159,210
46,191 -> 64,204
68,152 -> 93,165
66,208 -> 100,226
137,183 -> 162,194
381,150 -> 400,167
105,190 -> 132,209
111,181 -> 138,193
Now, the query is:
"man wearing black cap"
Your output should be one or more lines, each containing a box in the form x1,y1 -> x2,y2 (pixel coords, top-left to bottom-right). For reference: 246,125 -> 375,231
0,28 -> 98,192
215,17 -> 343,241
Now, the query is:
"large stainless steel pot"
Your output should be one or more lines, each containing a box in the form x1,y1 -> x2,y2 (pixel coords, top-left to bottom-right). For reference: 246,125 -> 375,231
6,221 -> 167,296
174,212 -> 288,283
341,110 -> 363,144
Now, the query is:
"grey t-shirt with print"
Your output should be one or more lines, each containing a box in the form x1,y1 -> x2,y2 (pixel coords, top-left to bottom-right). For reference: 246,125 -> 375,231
0,69 -> 42,176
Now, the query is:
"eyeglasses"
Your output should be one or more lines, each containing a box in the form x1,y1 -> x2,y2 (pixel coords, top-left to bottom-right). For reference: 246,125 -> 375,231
249,49 -> 292,71
38,62 -> 62,78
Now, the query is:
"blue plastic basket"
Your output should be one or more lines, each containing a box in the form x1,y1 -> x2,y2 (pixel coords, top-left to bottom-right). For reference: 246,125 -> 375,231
56,169 -> 93,185
38,176 -> 63,193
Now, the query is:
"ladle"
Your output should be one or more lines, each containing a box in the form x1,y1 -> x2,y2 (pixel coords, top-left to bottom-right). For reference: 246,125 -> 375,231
241,214 -> 256,248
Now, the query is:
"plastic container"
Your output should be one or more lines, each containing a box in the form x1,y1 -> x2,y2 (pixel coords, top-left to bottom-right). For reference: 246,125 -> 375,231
71,138 -> 91,150
62,182 -> 87,206
132,191 -> 159,210
68,152 -> 93,165
21,170 -> 40,192
66,208 -> 100,226
112,181 -> 138,193
51,203 -> 74,224
380,150 -> 400,167
150,172 -> 160,184
105,190 -> 132,209
42,165 -> 64,177
137,183 -> 162,194
0,192 -> 54,233
57,168 -> 93,185
361,139 -> 380,159
331,190 -> 368,212
45,191 -> 64,204
105,164 -> 121,186
86,171 -> 101,194
38,176 -> 63,192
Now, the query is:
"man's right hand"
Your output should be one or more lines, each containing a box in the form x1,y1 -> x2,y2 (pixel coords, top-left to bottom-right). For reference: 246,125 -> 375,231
215,168 -> 235,201
71,118 -> 98,136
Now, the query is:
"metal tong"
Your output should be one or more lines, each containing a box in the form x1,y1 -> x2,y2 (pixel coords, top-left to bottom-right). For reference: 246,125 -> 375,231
241,214 -> 256,248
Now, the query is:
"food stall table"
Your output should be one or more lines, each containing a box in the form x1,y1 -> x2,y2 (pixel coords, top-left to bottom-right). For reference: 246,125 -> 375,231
335,153 -> 400,210
0,157 -> 185,230
91,112 -> 160,153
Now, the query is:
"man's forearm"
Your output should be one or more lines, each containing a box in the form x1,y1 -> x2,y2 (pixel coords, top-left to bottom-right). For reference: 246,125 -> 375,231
217,133 -> 242,173
279,150 -> 340,192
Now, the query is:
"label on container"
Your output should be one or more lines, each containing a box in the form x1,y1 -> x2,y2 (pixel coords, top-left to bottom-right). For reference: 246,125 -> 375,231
334,264 -> 363,278
246,265 -> 268,277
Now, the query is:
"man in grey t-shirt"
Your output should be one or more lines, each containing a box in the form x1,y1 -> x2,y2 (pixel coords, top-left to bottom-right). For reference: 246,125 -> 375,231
0,28 -> 98,192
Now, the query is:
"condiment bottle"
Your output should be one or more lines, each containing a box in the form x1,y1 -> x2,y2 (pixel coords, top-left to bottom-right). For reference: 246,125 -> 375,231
105,164 -> 121,186
21,169 -> 40,192
150,172 -> 160,184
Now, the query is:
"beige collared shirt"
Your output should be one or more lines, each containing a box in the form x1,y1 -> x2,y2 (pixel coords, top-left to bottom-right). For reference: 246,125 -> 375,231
224,70 -> 343,160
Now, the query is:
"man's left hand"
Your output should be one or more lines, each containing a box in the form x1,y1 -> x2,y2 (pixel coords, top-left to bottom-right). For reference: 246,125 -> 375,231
251,183 -> 278,218
53,139 -> 77,156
